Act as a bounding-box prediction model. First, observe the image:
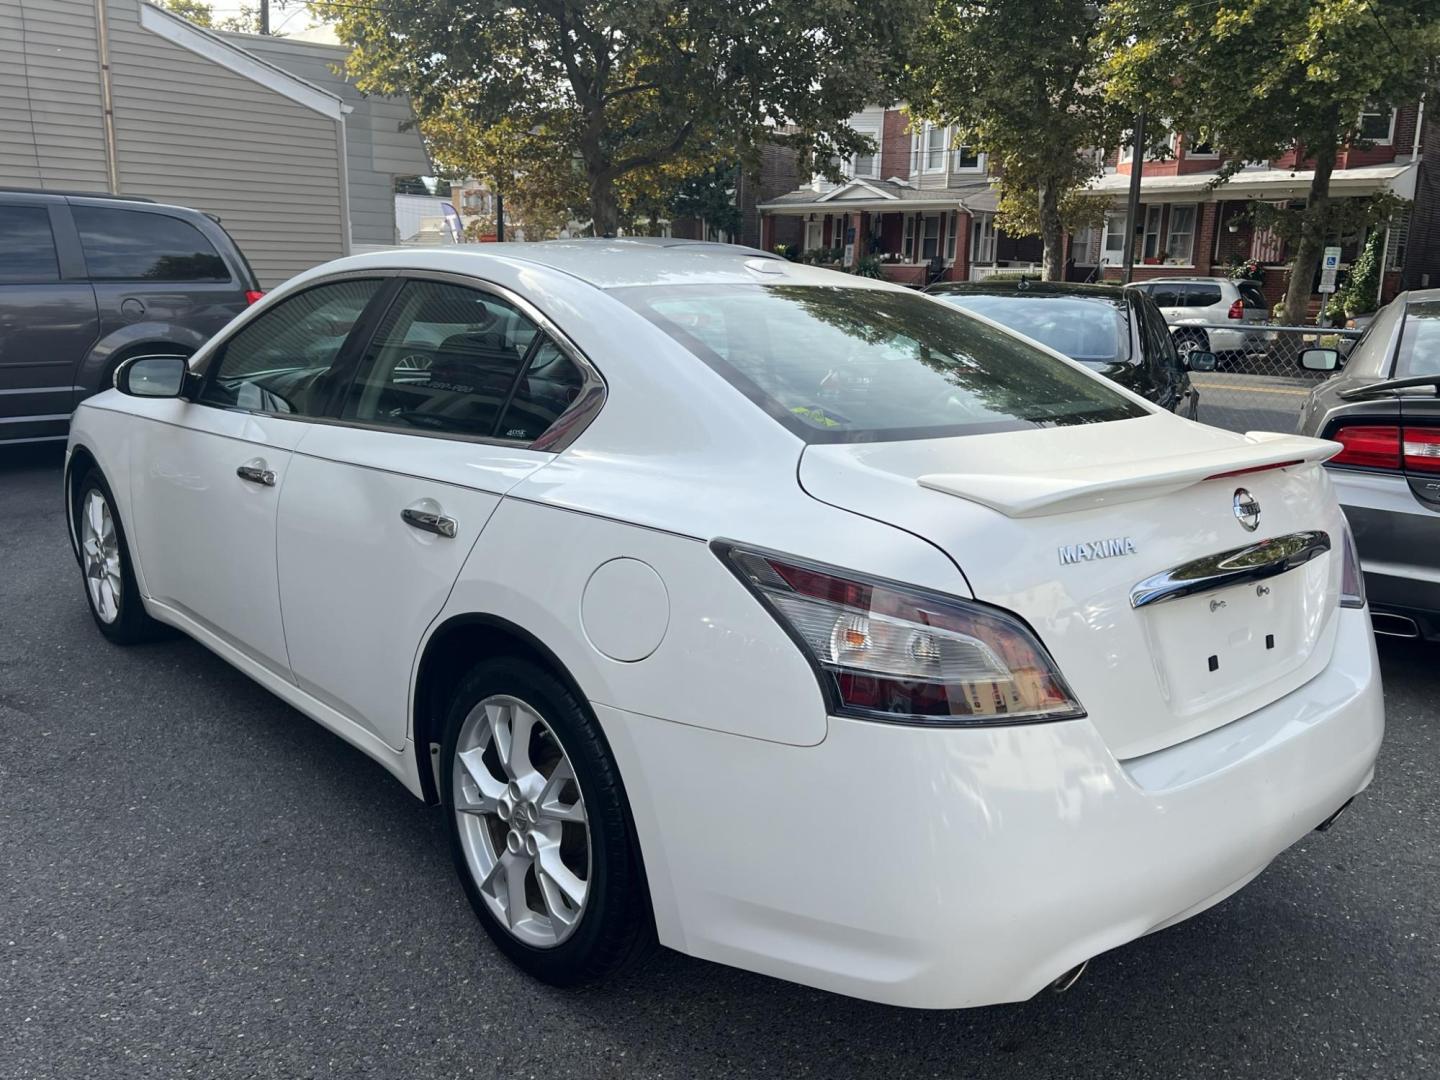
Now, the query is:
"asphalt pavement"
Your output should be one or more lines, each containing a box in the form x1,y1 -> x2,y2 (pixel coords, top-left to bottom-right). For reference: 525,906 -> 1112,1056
3,444 -> 1438,1079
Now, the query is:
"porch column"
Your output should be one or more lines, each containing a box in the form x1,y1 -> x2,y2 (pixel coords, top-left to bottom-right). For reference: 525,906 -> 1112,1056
761,213 -> 774,252
849,212 -> 864,270
954,211 -> 971,282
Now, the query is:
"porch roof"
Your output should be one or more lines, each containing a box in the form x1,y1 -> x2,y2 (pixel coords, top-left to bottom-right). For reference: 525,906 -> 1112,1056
1084,162 -> 1417,202
758,176 -> 998,215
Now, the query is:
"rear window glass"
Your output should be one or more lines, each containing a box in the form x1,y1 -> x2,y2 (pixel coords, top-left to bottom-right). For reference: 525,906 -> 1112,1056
74,206 -> 229,282
933,293 -> 1130,366
1239,282 -> 1268,309
0,205 -> 60,283
617,284 -> 1147,443
1396,301 -> 1440,377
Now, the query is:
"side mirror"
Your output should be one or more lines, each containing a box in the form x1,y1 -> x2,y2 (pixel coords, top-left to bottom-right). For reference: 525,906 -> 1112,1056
1299,348 -> 1341,373
1186,350 -> 1218,372
115,354 -> 189,398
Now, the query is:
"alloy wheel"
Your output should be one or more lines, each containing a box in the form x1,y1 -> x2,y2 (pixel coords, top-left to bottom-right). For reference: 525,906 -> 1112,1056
80,490 -> 122,624
452,694 -> 591,948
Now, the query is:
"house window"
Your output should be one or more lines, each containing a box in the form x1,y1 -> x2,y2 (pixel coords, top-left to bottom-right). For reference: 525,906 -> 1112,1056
804,218 -> 823,253
1102,214 -> 1127,265
946,211 -> 958,260
1142,206 -> 1162,261
1182,134 -> 1217,159
1072,224 -> 1097,266
851,127 -> 879,179
971,214 -> 996,264
1358,108 -> 1396,145
903,215 -> 916,260
951,144 -> 982,172
1165,204 -> 1197,264
1388,208 -> 1410,271
925,124 -> 948,172
921,214 -> 941,260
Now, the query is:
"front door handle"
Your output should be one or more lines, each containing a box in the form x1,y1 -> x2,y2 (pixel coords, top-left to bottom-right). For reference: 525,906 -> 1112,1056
236,462 -> 276,486
401,507 -> 458,538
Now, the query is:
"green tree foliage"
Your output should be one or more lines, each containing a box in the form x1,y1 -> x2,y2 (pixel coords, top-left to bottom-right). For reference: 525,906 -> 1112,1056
156,0 -> 263,32
1099,0 -> 1440,322
310,0 -> 922,236
906,0 -> 1125,280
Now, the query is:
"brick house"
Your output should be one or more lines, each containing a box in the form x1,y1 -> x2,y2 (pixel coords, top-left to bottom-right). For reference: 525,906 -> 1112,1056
757,105 -> 1041,285
1081,105 -> 1428,311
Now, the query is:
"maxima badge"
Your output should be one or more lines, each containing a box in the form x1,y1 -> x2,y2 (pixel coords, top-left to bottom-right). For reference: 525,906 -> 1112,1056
1058,537 -> 1137,565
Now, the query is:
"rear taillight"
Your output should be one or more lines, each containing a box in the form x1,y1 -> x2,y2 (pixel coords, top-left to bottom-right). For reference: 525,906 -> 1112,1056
244,290 -> 265,305
1332,425 -> 1401,469
716,543 -> 1084,726
1403,428 -> 1440,472
1227,298 -> 1245,319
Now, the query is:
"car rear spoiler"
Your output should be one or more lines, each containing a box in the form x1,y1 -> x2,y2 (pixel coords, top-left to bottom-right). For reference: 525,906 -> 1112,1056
917,431 -> 1341,518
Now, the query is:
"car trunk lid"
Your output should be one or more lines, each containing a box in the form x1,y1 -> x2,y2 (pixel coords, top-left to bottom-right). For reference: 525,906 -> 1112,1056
799,414 -> 1348,759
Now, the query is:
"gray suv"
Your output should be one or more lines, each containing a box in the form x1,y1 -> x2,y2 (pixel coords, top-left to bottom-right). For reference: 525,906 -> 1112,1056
0,189 -> 261,445
1297,290 -> 1440,640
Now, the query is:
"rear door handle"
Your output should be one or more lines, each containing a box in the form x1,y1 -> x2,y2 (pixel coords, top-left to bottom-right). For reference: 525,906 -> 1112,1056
236,462 -> 276,486
401,507 -> 458,538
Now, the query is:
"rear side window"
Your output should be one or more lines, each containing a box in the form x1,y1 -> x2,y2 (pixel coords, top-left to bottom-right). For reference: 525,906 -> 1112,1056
1396,301 -> 1440,378
73,206 -> 229,282
0,205 -> 60,283
1149,285 -> 1181,307
620,284 -> 1148,442
1185,284 -> 1223,307
342,280 -> 543,439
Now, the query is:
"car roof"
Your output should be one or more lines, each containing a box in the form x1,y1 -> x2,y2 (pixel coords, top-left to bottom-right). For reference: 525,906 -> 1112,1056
318,239 -> 895,291
0,186 -> 158,205
928,280 -> 1125,302
1126,276 -> 1231,286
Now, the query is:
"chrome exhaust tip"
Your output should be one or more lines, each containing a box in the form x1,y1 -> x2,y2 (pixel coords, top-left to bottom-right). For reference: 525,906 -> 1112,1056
1049,959 -> 1088,994
1372,612 -> 1420,638
1315,796 -> 1355,833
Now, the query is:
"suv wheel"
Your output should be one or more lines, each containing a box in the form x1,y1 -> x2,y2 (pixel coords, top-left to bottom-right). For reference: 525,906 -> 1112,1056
441,657 -> 653,985
1173,329 -> 1211,367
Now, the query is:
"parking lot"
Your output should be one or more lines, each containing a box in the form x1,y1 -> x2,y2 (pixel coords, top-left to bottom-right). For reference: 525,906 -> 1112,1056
2,442 -> 1438,1080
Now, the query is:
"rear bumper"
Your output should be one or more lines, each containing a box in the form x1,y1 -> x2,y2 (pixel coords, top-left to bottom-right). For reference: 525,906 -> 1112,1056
1333,469 -> 1440,629
599,609 -> 1383,1009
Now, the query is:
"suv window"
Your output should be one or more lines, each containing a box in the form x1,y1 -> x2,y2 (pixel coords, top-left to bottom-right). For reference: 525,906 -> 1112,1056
0,205 -> 60,283
620,284 -> 1148,443
341,280 -> 544,439
1184,284 -> 1223,307
1238,282 -> 1268,310
1149,285 -> 1182,307
73,206 -> 229,282
1396,301 -> 1440,378
200,278 -> 383,416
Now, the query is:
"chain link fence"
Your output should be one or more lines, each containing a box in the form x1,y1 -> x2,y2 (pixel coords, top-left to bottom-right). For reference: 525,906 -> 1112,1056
1170,322 -> 1364,435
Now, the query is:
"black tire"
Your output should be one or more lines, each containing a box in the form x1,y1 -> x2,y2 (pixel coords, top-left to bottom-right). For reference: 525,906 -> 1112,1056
73,468 -> 167,645
441,657 -> 653,986
1173,329 -> 1210,366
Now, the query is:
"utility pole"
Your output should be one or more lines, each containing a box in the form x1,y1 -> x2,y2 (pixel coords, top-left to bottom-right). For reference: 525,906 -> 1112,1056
1121,109 -> 1146,284
258,0 -> 269,34
495,191 -> 505,242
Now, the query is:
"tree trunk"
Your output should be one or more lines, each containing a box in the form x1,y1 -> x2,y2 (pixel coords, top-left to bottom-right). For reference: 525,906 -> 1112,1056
1038,178 -> 1064,282
587,171 -> 620,237
1282,137 -> 1338,325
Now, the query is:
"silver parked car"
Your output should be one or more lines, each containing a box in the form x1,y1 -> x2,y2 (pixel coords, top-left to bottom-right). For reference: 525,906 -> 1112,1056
1296,289 -> 1440,640
1127,277 -> 1271,365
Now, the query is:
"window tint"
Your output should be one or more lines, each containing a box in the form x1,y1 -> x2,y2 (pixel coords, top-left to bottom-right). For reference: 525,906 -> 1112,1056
1396,302 -> 1440,378
1184,284 -> 1223,307
0,206 -> 60,283
200,278 -> 382,416
73,206 -> 228,281
342,280 -> 541,438
496,341 -> 586,441
1135,294 -> 1182,375
1238,282 -> 1268,309
1149,285 -> 1181,307
935,294 -> 1131,365
620,285 -> 1148,443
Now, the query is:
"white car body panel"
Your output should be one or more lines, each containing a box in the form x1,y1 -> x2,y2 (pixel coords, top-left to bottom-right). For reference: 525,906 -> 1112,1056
64,240 -> 1383,1009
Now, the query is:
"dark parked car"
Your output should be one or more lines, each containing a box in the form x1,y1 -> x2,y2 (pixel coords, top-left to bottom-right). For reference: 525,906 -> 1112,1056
925,280 -> 1211,418
0,188 -> 261,445
1297,289 -> 1440,639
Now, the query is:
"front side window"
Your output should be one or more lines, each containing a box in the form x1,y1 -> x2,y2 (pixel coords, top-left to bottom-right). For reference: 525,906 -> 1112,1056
341,280 -> 542,439
1165,206 -> 1197,264
937,294 -> 1132,366
619,284 -> 1148,443
73,206 -> 228,282
0,205 -> 60,283
200,278 -> 383,416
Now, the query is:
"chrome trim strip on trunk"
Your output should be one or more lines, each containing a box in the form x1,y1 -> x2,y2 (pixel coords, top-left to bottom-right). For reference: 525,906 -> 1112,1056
1129,530 -> 1331,609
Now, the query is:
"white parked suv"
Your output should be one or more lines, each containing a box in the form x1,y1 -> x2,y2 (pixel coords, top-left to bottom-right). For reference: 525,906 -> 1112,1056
1127,277 -> 1272,364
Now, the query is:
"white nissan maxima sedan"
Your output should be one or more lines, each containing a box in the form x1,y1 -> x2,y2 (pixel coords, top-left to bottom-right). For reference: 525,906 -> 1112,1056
66,240 -> 1383,1009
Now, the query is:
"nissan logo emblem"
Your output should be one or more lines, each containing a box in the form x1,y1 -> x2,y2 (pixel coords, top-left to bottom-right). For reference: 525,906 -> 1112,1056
1233,488 -> 1261,532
